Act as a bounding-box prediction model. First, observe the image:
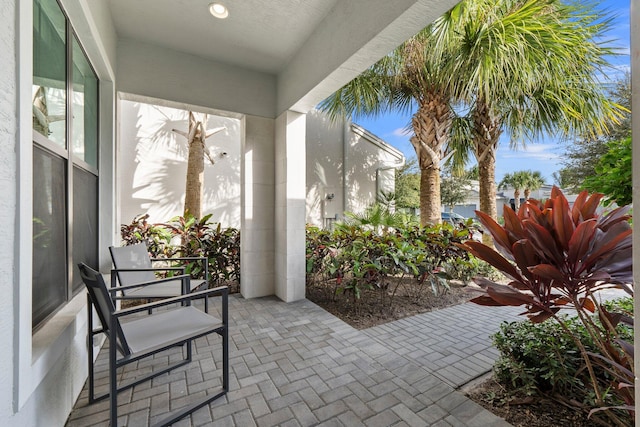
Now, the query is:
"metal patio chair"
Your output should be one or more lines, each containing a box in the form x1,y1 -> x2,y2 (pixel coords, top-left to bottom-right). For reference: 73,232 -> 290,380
109,243 -> 209,309
79,263 -> 228,427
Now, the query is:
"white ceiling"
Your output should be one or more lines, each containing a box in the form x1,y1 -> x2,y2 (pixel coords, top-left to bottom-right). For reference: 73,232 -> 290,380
108,0 -> 339,74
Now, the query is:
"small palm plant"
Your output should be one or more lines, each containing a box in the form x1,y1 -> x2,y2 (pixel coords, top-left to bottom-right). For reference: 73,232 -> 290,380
460,187 -> 633,425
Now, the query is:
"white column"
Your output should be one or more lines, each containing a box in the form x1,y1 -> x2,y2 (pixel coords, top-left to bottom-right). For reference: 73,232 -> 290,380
275,111 -> 306,302
0,0 -> 18,418
240,115 -> 276,298
631,1 -> 640,422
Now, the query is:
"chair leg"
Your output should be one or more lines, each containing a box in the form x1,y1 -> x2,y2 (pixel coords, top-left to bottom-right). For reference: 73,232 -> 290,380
222,293 -> 229,391
109,317 -> 118,426
87,294 -> 95,403
223,325 -> 229,391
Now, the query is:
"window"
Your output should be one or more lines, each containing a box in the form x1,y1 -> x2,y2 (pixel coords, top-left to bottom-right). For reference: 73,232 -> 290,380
32,0 -> 99,329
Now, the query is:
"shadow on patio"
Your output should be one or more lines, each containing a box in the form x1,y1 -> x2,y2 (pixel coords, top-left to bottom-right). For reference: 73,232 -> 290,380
66,294 -> 521,426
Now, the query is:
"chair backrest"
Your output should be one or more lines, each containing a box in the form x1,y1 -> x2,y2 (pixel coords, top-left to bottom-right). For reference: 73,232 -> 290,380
109,243 -> 156,290
78,263 -> 131,356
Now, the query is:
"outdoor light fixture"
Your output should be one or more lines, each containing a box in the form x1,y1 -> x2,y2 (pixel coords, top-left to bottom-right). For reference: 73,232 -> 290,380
209,3 -> 229,19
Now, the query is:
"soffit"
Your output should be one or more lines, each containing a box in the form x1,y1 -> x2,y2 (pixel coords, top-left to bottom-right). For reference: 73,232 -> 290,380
108,0 -> 339,74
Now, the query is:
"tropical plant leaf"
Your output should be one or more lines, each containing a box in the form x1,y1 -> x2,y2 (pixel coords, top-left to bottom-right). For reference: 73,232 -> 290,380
580,191 -> 604,220
484,282 -> 536,307
522,221 -> 564,265
475,210 -> 514,258
528,308 -> 558,323
470,295 -> 506,306
571,190 -> 588,224
511,239 -> 538,282
551,193 -> 574,251
529,264 -> 565,282
567,219 -> 597,265
579,297 -> 595,313
463,241 -> 523,281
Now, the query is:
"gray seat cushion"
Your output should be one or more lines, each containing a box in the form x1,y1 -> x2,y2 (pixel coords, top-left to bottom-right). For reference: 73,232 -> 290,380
121,306 -> 222,354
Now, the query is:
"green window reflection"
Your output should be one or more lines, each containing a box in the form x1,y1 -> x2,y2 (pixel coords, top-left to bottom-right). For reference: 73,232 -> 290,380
33,0 -> 66,147
72,35 -> 99,168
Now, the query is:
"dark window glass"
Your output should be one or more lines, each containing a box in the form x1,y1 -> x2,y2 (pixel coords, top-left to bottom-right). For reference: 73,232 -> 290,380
72,167 -> 98,292
72,35 -> 99,168
33,147 -> 67,327
32,0 -> 100,329
33,0 -> 66,147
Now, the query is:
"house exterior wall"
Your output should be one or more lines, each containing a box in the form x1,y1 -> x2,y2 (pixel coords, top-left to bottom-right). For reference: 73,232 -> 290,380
0,0 -> 18,419
345,125 -> 403,215
306,110 -> 347,226
2,0 -> 118,425
117,99 -> 242,228
306,112 -> 404,228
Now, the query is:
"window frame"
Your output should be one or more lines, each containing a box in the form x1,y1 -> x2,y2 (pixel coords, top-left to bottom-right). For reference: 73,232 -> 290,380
32,0 -> 100,331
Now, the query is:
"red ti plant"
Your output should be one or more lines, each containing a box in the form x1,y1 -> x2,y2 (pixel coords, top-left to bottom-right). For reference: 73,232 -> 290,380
460,187 -> 633,424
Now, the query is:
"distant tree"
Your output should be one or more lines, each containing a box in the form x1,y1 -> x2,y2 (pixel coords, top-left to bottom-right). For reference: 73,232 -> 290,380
522,170 -> 545,201
498,172 -> 528,211
440,167 -> 471,212
557,74 -> 631,192
582,136 -> 632,206
394,158 -> 420,210
465,165 -> 479,181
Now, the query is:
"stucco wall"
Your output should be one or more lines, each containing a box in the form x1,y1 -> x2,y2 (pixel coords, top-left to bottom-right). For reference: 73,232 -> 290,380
1,0 -> 117,425
306,113 -> 403,227
0,0 -> 17,420
118,100 -> 241,228
345,126 -> 401,215
305,110 -> 346,225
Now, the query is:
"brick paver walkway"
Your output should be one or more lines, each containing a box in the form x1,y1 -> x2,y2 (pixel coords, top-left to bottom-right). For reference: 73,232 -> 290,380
66,295 -> 521,426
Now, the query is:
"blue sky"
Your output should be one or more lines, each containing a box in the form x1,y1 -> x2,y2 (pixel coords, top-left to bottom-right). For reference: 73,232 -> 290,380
353,0 -> 630,185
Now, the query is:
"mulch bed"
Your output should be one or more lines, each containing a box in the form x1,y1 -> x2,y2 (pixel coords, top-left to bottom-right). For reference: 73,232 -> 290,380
305,277 -> 483,330
463,376 -> 603,427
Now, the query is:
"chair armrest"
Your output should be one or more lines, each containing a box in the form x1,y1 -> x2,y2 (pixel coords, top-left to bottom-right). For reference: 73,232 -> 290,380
151,256 -> 209,281
151,256 -> 206,262
108,273 -> 191,294
115,286 -> 229,317
111,267 -> 185,273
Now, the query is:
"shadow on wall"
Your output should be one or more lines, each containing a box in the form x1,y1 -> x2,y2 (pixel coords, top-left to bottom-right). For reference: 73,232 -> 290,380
306,110 -> 400,227
119,100 -> 242,227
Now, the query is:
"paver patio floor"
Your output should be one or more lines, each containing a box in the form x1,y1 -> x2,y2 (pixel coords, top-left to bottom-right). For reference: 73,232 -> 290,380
66,294 -> 521,426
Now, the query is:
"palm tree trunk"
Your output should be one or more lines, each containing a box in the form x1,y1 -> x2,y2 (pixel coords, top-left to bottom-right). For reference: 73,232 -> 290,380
473,99 -> 501,245
524,188 -> 531,200
184,137 -> 204,219
514,189 -> 521,211
420,167 -> 441,225
184,114 -> 206,219
410,92 -> 451,226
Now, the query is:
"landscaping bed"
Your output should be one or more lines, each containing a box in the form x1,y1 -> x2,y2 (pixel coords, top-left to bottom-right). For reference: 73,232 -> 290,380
306,277 -> 482,329
464,376 -> 601,427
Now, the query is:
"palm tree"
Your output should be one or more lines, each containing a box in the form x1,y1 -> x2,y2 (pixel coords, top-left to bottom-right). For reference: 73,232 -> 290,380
320,25 -> 462,226
172,112 -> 225,219
498,171 -> 527,211
444,0 -> 621,224
522,170 -> 545,201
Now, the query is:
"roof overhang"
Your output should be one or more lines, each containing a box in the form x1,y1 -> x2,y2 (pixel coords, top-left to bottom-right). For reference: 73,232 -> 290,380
108,0 -> 461,117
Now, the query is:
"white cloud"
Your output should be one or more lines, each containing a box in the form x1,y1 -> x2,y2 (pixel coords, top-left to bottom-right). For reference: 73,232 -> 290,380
391,127 -> 411,137
499,144 -> 561,161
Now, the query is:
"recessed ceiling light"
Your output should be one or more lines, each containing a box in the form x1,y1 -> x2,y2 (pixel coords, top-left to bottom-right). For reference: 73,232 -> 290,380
209,3 -> 229,19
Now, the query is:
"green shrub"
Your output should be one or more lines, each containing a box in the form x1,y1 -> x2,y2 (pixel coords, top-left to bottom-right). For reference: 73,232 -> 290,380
493,312 -> 634,405
493,317 -> 587,397
305,217 -> 481,305
120,213 -> 240,288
